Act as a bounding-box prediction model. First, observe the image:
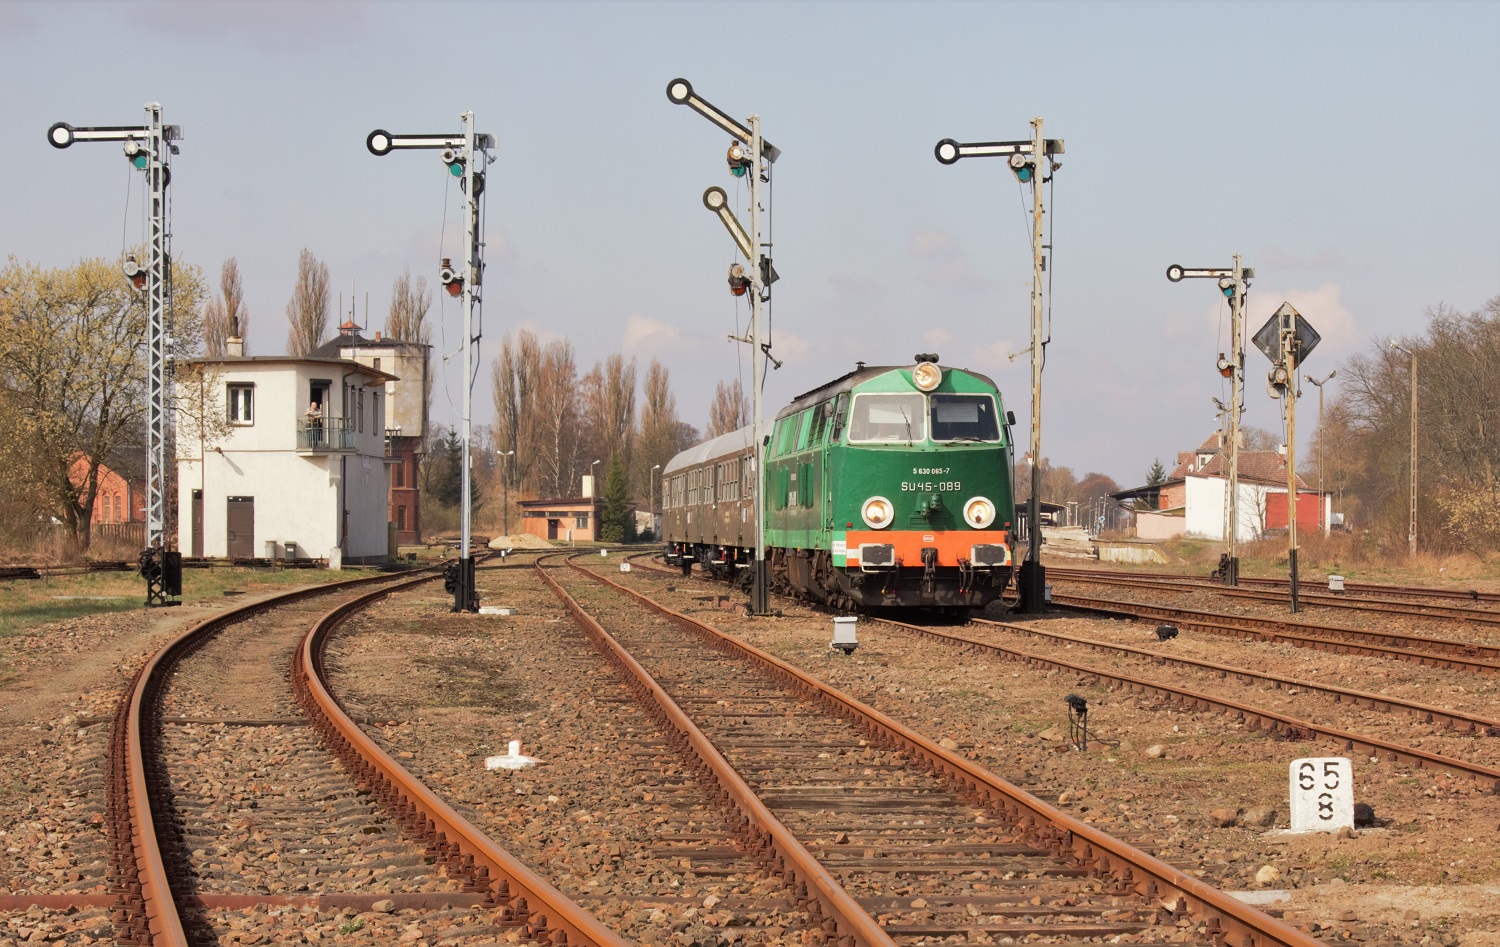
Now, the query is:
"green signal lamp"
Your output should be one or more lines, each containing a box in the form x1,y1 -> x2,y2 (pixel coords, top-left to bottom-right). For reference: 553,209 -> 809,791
1008,153 -> 1033,183
123,140 -> 148,170
441,147 -> 465,177
1219,277 -> 1237,299
726,141 -> 751,178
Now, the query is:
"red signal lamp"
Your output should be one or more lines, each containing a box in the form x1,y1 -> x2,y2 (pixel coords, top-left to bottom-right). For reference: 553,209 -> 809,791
439,258 -> 463,297
122,255 -> 146,291
727,263 -> 750,296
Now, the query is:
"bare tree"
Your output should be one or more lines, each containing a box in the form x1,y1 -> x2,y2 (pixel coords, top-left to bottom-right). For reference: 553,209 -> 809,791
491,330 -> 543,498
636,358 -> 683,504
706,379 -> 748,437
284,249 -> 330,357
385,266 -> 432,343
532,338 -> 581,499
203,257 -> 249,357
581,355 -> 637,491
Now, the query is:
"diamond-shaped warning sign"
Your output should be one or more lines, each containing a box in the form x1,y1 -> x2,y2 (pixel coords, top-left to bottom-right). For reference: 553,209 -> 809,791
1254,302 -> 1321,365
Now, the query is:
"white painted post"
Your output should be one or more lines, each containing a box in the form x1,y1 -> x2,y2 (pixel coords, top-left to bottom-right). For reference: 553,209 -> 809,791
1289,757 -> 1353,832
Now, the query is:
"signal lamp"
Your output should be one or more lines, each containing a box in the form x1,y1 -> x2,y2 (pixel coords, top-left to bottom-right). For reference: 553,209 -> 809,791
861,496 -> 894,530
963,497 -> 996,529
726,141 -> 751,178
123,140 -> 148,170
727,263 -> 750,296
1217,353 -> 1233,378
439,258 -> 463,297
1218,276 -> 1237,299
1009,153 -> 1033,183
441,148 -> 465,177
122,255 -> 146,291
912,360 -> 942,391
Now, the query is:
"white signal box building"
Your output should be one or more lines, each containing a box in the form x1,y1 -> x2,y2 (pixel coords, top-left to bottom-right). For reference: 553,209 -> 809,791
175,342 -> 398,565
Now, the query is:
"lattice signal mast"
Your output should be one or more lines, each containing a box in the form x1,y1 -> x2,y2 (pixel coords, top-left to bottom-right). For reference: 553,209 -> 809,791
49,103 -> 183,607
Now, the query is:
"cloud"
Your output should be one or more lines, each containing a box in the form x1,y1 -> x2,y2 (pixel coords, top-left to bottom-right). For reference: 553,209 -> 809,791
1244,282 -> 1359,360
909,229 -> 994,292
771,332 -> 810,364
1256,245 -> 1346,271
622,314 -> 685,355
924,328 -> 953,349
951,338 -> 1024,372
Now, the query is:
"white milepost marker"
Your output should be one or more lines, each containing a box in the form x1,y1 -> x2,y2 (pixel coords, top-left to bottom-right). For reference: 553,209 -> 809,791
1289,757 -> 1353,833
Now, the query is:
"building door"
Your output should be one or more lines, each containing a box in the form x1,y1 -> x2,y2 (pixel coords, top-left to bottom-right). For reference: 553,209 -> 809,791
191,490 -> 204,558
226,496 -> 254,558
547,518 -> 559,540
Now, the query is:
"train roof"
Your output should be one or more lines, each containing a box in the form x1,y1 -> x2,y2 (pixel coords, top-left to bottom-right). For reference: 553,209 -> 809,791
662,426 -> 753,476
779,363 -> 999,418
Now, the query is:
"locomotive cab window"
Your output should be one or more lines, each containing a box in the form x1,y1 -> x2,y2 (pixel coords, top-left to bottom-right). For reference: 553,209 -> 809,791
930,394 -> 1002,443
847,393 -> 926,444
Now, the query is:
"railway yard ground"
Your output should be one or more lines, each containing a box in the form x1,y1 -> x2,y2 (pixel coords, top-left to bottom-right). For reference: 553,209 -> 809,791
2,550 -> 1499,945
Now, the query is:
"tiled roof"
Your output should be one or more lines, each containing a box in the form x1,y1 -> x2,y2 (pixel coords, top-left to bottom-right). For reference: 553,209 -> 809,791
1194,450 -> 1309,488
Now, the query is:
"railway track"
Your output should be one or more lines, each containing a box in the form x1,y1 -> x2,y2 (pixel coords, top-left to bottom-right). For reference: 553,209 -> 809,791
1049,590 -> 1500,675
1046,566 -> 1500,608
1047,568 -> 1500,628
86,563 -> 622,946
546,552 -> 1321,947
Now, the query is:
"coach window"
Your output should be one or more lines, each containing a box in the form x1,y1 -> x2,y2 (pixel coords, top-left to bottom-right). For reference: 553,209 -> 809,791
227,383 -> 254,425
773,416 -> 798,457
847,392 -> 926,443
794,409 -> 815,451
830,393 -> 850,442
930,393 -> 1002,443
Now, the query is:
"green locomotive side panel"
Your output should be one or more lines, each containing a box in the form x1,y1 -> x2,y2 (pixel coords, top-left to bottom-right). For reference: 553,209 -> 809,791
764,366 -> 1016,557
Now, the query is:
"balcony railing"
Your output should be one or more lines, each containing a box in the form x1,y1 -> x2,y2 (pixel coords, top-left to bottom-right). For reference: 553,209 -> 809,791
297,417 -> 354,452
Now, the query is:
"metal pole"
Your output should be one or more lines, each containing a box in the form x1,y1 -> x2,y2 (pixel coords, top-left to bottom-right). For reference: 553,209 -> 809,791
457,111 -> 479,611
1225,253 -> 1245,586
145,103 -> 168,556
1409,353 -> 1418,558
1285,323 -> 1299,614
748,115 -> 771,616
1019,117 -> 1047,614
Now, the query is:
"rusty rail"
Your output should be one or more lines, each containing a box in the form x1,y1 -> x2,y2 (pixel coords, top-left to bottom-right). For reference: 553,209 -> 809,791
106,569 -> 437,945
295,571 -> 628,947
538,554 -> 893,947
564,555 -> 1325,947
1053,592 -> 1500,675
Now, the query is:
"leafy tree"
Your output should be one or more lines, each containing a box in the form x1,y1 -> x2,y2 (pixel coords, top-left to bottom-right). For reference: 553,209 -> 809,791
0,253 -> 207,550
598,452 -> 635,543
285,249 -> 330,356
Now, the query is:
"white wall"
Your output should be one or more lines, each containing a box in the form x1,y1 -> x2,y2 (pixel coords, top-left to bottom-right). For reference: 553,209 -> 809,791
176,359 -> 390,561
1184,476 -> 1286,542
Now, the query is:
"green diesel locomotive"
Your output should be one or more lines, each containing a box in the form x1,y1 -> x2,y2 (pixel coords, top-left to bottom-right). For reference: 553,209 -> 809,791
662,356 -> 1016,613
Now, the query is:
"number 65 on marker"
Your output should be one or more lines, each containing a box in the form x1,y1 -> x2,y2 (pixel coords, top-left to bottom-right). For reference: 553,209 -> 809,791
1289,757 -> 1353,833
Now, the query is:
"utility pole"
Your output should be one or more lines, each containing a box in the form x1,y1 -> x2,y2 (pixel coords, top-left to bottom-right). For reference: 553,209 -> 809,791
1255,302 -> 1321,614
1389,341 -> 1418,557
1166,256 -> 1252,586
498,450 -> 514,537
935,119 -> 1063,615
1304,371 -> 1336,535
668,78 -> 781,616
49,104 -> 183,607
368,114 -> 495,612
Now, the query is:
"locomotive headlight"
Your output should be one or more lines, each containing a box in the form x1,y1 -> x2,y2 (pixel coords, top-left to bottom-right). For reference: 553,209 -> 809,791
861,496 -> 894,530
912,361 -> 942,392
963,496 -> 996,529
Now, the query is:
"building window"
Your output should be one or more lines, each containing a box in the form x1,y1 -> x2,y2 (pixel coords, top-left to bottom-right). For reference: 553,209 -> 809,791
115,495 -> 123,522
397,506 -> 407,531
373,357 -> 381,372
393,463 -> 404,488
576,515 -> 589,529
358,389 -> 365,433
227,383 -> 254,424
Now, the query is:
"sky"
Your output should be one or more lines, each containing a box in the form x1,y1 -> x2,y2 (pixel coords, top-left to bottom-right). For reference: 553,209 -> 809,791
3,0 -> 1497,489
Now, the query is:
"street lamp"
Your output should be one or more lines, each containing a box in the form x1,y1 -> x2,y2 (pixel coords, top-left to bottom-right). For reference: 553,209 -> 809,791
1388,342 -> 1417,557
1303,371 -> 1336,536
497,450 -> 514,538
650,463 -> 662,540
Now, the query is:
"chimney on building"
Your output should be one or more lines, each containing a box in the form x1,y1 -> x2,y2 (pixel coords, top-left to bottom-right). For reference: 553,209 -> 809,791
226,336 -> 244,357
